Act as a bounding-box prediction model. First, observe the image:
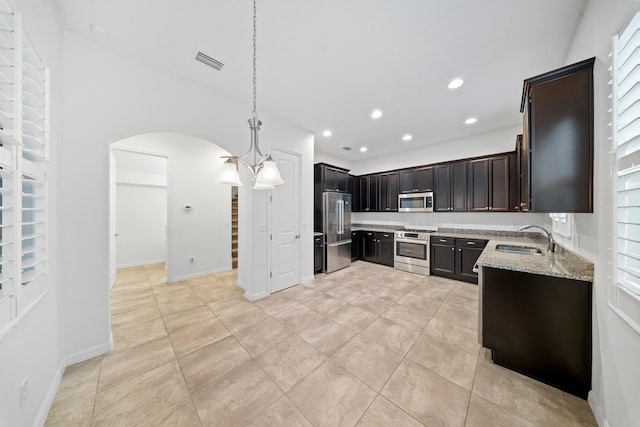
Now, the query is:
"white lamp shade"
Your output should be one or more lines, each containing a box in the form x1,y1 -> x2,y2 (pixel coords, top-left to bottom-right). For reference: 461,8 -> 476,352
253,181 -> 274,190
216,159 -> 242,186
256,155 -> 284,186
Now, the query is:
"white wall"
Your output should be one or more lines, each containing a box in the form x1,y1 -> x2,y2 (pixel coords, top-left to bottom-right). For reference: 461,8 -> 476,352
112,133 -> 233,280
60,30 -> 314,368
113,150 -> 168,269
549,2 -> 640,426
0,1 -> 63,427
350,126 -> 522,175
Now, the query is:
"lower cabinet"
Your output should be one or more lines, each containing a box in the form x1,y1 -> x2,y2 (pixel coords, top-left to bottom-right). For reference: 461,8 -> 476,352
481,267 -> 592,398
354,230 -> 394,267
431,236 -> 487,284
314,235 -> 324,274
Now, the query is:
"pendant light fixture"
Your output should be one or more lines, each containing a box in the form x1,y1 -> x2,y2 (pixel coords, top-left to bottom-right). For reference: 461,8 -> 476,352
216,0 -> 283,190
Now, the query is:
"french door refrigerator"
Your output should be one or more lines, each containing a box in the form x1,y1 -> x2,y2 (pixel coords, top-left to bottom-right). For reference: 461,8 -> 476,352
323,192 -> 352,273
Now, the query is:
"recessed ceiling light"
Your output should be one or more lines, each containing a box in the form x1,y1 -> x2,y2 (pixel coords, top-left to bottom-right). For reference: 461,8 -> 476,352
448,78 -> 464,89
371,110 -> 383,119
90,24 -> 106,36
322,130 -> 332,137
402,134 -> 413,141
360,147 -> 368,152
465,117 -> 478,125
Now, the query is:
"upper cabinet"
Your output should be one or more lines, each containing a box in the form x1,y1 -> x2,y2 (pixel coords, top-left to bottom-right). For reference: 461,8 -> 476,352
399,167 -> 433,193
378,172 -> 399,211
435,161 -> 468,212
521,57 -> 595,213
358,175 -> 378,212
315,163 -> 349,193
469,154 -> 514,212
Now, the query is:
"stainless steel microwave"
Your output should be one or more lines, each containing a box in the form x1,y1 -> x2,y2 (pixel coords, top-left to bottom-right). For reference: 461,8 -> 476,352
398,192 -> 434,212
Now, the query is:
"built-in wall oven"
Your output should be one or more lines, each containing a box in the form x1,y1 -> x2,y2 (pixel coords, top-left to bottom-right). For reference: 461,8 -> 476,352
394,230 -> 432,276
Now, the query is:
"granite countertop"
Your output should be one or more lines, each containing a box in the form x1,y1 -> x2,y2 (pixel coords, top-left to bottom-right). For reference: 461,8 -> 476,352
313,232 -> 323,237
351,224 -> 594,282
475,239 -> 594,282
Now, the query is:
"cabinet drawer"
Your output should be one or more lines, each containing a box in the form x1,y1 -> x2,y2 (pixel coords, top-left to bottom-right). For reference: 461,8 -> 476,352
455,238 -> 487,248
314,236 -> 323,245
432,236 -> 455,246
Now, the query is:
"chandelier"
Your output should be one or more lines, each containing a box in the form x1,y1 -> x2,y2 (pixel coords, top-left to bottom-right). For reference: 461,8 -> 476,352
216,0 -> 283,189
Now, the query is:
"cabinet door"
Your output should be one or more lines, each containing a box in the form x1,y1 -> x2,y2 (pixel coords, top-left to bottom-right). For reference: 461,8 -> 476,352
379,172 -> 398,211
336,170 -> 348,193
362,232 -> 377,262
358,177 -> 370,211
489,155 -> 510,212
314,237 -> 324,273
469,159 -> 489,212
516,134 -> 530,212
434,165 -> 451,212
368,175 -> 379,211
416,167 -> 434,192
377,232 -> 395,267
348,175 -> 359,212
430,241 -> 456,278
451,161 -> 468,212
528,64 -> 593,212
455,239 -> 486,284
351,231 -> 361,260
399,169 -> 416,193
323,167 -> 337,192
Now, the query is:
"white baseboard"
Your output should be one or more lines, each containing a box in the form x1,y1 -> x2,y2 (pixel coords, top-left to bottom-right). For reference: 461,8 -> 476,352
171,266 -> 232,282
244,290 -> 269,301
301,274 -> 315,286
34,364 -> 65,427
116,258 -> 165,269
35,334 -> 113,427
588,391 -> 608,427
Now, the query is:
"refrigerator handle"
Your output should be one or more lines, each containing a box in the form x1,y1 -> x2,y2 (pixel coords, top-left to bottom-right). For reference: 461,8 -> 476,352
338,199 -> 344,235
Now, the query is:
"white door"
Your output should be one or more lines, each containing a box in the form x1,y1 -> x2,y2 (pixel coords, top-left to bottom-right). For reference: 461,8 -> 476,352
109,151 -> 117,287
270,150 -> 300,293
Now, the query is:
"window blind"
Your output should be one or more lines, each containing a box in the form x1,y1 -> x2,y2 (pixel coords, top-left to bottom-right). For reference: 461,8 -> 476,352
615,11 -> 640,298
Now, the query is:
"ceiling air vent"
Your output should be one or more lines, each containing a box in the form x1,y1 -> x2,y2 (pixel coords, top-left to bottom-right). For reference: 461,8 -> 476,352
195,51 -> 224,71
342,146 -> 352,151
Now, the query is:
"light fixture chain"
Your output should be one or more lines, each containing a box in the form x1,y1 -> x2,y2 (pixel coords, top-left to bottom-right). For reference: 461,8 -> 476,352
252,0 -> 258,119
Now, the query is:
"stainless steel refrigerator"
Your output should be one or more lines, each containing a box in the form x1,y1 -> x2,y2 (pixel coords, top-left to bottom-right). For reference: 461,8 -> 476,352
323,192 -> 352,273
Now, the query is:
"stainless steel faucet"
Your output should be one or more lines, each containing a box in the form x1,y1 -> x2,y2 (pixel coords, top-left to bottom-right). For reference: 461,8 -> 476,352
518,225 -> 556,253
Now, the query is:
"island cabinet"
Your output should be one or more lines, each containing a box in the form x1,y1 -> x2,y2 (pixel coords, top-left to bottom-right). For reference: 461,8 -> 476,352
521,57 -> 595,213
481,267 -> 592,398
358,175 -> 378,212
378,172 -> 399,211
468,155 -> 513,212
435,161 -> 468,212
399,167 -> 434,193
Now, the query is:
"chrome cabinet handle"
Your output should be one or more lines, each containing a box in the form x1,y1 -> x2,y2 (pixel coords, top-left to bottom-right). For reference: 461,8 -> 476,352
467,241 -> 475,245
439,239 -> 447,242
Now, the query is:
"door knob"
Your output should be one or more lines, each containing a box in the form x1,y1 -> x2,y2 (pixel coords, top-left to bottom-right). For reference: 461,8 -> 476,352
295,234 -> 300,239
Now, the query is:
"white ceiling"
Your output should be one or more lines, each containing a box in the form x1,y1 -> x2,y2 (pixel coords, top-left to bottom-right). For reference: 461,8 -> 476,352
56,0 -> 587,162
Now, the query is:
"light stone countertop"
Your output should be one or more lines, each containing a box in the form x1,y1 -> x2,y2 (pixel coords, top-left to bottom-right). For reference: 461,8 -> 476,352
313,232 -> 323,237
350,224 -> 594,282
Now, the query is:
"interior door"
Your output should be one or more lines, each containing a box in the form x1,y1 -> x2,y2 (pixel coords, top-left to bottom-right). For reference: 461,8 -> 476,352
270,150 -> 300,293
109,150 -> 117,287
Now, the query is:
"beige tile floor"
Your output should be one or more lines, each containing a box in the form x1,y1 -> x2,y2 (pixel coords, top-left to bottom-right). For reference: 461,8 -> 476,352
45,261 -> 597,427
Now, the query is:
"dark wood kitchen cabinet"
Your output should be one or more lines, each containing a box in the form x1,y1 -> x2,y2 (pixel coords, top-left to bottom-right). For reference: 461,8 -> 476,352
435,161 -> 468,212
314,235 -> 324,274
431,236 -> 487,283
399,167 -> 434,193
469,155 -> 512,212
362,231 -> 377,262
378,172 -> 399,211
377,232 -> 395,267
481,267 -> 592,398
315,163 -> 349,193
351,230 -> 363,260
430,236 -> 456,278
358,175 -> 378,212
521,57 -> 594,213
348,175 -> 359,212
515,134 -> 530,212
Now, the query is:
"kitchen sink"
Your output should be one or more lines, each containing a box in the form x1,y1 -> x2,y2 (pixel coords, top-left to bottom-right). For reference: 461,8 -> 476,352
495,244 -> 544,255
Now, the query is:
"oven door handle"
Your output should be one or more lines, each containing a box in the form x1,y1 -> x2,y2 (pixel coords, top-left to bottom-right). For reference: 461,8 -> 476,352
395,238 -> 428,245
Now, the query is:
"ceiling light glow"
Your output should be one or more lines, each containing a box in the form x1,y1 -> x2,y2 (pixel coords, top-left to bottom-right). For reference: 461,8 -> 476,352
360,147 -> 368,152
402,134 -> 413,141
465,117 -> 477,125
322,130 -> 332,137
371,110 -> 383,119
90,24 -> 107,36
448,78 -> 464,89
